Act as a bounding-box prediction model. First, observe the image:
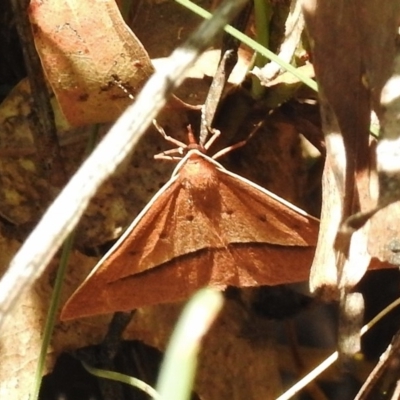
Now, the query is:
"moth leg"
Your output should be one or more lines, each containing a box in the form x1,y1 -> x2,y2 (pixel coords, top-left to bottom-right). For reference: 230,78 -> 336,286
212,139 -> 247,160
212,121 -> 264,160
154,148 -> 184,160
203,127 -> 221,151
153,119 -> 187,148
153,119 -> 187,160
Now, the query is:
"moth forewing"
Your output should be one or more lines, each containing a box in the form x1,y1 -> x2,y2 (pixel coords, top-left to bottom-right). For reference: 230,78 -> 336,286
62,145 -> 319,320
78,173 -> 181,284
218,166 -> 319,221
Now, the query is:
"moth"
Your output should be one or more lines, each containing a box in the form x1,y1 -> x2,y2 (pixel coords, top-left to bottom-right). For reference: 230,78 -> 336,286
61,126 -> 319,320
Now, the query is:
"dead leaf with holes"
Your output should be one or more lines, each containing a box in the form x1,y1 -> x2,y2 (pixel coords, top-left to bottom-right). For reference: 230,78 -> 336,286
28,0 -> 154,126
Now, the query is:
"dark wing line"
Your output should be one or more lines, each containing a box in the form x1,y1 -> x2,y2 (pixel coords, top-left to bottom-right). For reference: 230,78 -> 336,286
80,175 -> 183,282
215,169 -> 319,246
217,164 -> 318,219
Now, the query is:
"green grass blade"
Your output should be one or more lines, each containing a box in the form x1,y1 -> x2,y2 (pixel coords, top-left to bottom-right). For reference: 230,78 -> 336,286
156,288 -> 223,400
175,0 -> 318,92
82,362 -> 161,399
30,231 -> 75,400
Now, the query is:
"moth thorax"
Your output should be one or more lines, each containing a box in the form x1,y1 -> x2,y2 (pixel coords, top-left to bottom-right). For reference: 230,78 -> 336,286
181,156 -> 220,204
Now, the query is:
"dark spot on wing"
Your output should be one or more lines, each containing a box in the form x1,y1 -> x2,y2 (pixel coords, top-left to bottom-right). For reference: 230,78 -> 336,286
159,232 -> 168,240
78,93 -> 89,101
291,221 -> 301,230
186,214 -> 194,222
258,214 -> 267,222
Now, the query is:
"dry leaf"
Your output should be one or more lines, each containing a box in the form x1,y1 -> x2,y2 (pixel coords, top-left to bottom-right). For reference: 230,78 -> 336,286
0,233 -> 111,399
0,78 -> 191,247
28,0 -> 154,126
302,0 -> 400,296
302,0 -> 400,360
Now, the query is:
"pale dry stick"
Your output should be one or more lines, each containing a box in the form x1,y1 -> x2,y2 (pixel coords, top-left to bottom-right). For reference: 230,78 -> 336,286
390,380 -> 400,400
277,352 -> 338,400
11,0 -> 66,187
353,332 -> 400,400
0,0 -> 249,329
276,296 -> 400,400
252,0 -> 305,83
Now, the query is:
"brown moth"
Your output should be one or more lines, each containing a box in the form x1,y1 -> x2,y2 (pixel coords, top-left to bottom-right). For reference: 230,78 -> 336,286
61,128 -> 319,320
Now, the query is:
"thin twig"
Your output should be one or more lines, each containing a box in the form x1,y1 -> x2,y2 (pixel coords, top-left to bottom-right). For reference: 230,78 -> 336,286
277,297 -> 400,400
10,0 -> 66,186
354,332 -> 400,400
0,0 -> 249,329
199,1 -> 253,144
391,380 -> 400,400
